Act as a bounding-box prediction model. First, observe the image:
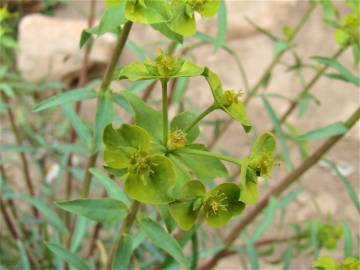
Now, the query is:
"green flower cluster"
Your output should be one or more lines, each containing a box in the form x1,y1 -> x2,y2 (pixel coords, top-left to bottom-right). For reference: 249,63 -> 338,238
121,0 -> 220,36
313,256 -> 360,270
103,52 -> 276,229
316,222 -> 343,250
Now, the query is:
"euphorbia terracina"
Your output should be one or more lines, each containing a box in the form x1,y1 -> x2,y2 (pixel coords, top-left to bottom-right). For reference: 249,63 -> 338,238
103,50 -> 277,229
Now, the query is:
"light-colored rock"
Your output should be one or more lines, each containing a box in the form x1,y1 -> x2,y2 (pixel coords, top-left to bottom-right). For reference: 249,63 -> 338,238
17,14 -> 116,84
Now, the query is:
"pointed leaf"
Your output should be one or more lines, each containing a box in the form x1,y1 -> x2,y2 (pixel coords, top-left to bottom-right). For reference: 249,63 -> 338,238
112,234 -> 132,270
139,217 -> 190,270
56,198 -> 127,222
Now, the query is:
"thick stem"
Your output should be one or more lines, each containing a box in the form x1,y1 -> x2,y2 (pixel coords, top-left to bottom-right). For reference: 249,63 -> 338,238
178,148 -> 242,165
200,106 -> 360,270
190,232 -> 199,270
105,201 -> 140,270
184,104 -> 218,133
162,79 -> 169,145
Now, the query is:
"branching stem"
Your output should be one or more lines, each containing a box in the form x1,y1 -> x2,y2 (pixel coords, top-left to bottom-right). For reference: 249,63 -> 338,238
184,103 -> 218,133
162,79 -> 169,145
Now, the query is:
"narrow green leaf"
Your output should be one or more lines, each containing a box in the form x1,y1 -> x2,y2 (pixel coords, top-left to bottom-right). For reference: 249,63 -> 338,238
343,222 -> 353,257
297,122 -> 348,141
215,0 -> 227,51
277,188 -> 303,208
33,87 -> 97,112
151,23 -> 183,43
243,234 -> 259,270
251,198 -> 278,241
126,39 -> 146,60
10,195 -> 68,234
45,242 -> 91,270
56,198 -> 127,222
90,168 -> 130,206
283,243 -> 293,270
129,80 -> 155,94
322,160 -> 360,214
62,104 -> 92,150
261,96 -> 293,171
274,40 -> 290,56
312,56 -> 360,87
93,91 -> 114,153
16,240 -> 30,270
112,234 -> 132,270
70,217 -> 91,253
139,217 -> 190,270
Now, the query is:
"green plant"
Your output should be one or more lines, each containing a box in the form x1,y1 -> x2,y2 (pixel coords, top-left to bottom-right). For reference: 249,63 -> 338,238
1,0 -> 359,269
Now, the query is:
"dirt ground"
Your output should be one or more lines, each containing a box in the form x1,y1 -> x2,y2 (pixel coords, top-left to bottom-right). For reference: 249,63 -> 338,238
9,0 -> 360,269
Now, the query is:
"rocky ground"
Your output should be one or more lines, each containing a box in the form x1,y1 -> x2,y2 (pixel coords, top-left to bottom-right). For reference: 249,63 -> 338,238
13,0 -> 360,269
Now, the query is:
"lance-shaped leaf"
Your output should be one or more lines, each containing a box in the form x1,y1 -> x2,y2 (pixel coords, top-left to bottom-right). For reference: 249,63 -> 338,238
203,182 -> 245,227
117,52 -> 204,81
125,0 -> 171,24
203,67 -> 251,133
248,132 -> 276,177
56,198 -> 128,222
169,180 -> 206,230
125,155 -> 176,204
168,0 -> 220,36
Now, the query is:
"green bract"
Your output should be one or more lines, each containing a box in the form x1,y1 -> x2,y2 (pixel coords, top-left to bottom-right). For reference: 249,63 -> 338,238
169,180 -> 245,230
125,0 -> 171,24
168,0 -> 221,36
103,124 -> 176,204
117,51 -> 204,81
317,222 -> 343,250
239,132 -> 276,204
203,67 -> 252,133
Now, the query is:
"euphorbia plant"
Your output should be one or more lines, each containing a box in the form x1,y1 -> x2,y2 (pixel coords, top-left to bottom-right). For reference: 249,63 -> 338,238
53,0 -> 277,268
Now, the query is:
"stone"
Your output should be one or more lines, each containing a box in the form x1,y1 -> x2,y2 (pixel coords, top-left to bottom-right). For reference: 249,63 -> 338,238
17,14 -> 116,84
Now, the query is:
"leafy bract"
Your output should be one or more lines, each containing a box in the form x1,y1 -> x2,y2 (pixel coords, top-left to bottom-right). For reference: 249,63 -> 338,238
168,0 -> 221,36
173,144 -> 228,180
202,67 -> 251,133
103,124 -> 176,204
120,90 -> 163,142
117,55 -> 204,81
169,180 -> 244,230
125,0 -> 171,24
125,155 -> 176,204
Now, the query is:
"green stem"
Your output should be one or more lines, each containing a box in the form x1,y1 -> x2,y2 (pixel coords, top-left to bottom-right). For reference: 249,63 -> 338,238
105,201 -> 140,270
179,148 -> 242,165
190,232 -> 199,270
184,103 -> 218,133
162,79 -> 169,145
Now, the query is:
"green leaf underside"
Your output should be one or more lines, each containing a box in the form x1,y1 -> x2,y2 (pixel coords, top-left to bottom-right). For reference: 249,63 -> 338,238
121,90 -> 163,141
296,122 -> 348,141
112,234 -> 132,270
125,155 -> 176,204
125,0 -> 170,24
169,180 -> 206,230
45,243 -> 91,270
223,102 -> 251,133
173,144 -> 228,180
239,160 -> 258,204
140,217 -> 190,270
118,61 -> 204,81
33,88 -> 96,112
56,198 -> 127,222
